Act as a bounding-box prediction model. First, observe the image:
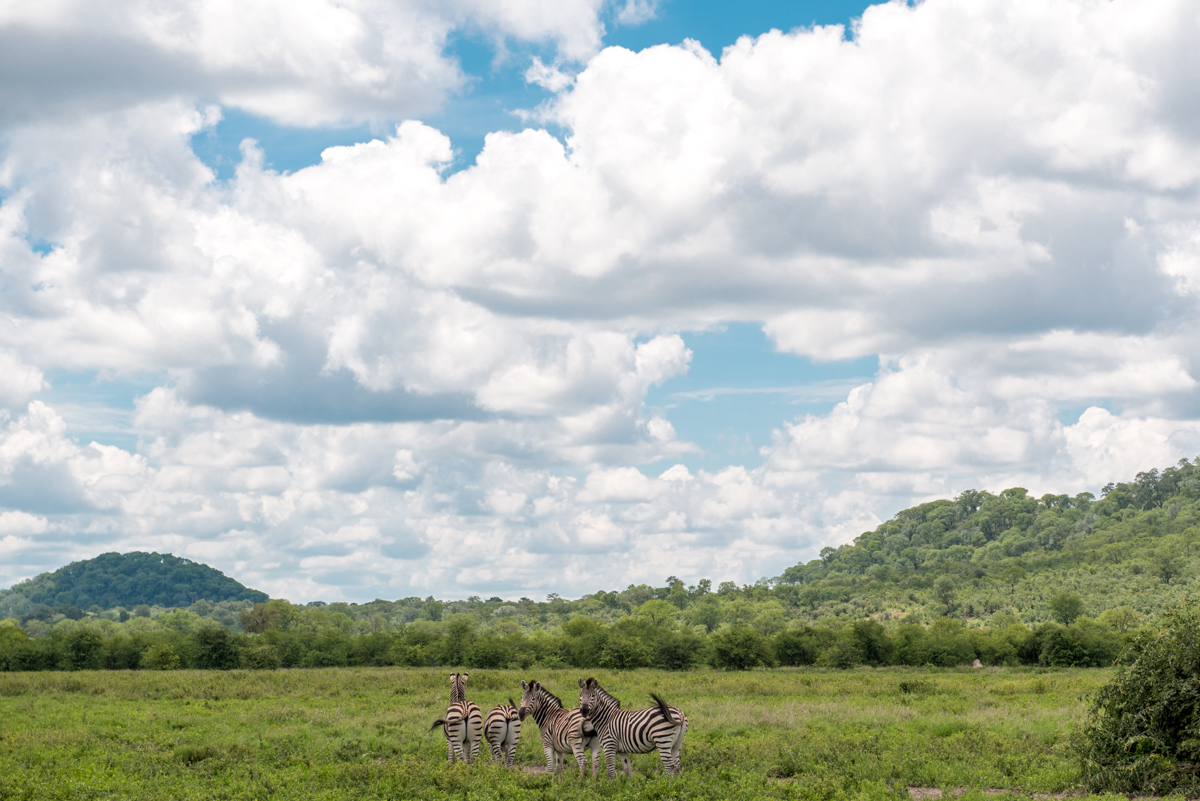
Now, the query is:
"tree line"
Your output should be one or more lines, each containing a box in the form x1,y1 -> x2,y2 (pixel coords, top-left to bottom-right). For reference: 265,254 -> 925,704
0,593 -> 1136,672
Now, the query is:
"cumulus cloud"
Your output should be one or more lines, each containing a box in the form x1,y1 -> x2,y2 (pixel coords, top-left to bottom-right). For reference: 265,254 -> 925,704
2,0 -> 1200,597
0,0 -> 616,127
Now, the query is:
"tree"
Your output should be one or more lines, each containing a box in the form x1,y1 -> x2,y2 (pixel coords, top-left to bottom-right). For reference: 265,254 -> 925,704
996,564 -> 1028,595
1097,607 -> 1140,634
1074,601 -> 1200,795
932,576 -> 958,615
708,627 -> 773,670
191,627 -> 239,669
1155,551 -> 1182,585
636,600 -> 678,628
1049,591 -> 1085,625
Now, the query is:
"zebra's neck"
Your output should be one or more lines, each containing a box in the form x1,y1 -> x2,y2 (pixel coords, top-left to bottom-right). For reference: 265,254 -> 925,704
588,696 -> 620,729
530,693 -> 561,726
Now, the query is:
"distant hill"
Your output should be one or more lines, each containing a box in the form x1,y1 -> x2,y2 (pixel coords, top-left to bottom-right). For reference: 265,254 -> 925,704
0,552 -> 267,615
768,458 -> 1200,624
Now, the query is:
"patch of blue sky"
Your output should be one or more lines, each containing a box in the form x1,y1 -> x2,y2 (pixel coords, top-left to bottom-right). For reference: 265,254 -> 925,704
38,369 -> 167,453
1055,401 -> 1112,427
188,1 -> 878,179
189,108 -> 378,181
605,0 -> 875,55
26,238 -> 53,256
643,323 -> 876,474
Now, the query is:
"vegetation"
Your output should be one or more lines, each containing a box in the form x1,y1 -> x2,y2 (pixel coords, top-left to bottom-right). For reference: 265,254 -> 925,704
0,666 -> 1108,800
0,551 -> 266,617
1074,599 -> 1200,796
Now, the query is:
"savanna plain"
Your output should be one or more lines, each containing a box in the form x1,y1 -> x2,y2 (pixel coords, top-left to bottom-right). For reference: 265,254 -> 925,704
0,667 -> 1131,801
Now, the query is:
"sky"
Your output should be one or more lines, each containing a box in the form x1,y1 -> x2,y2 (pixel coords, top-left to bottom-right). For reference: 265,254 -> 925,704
2,0 -> 1200,603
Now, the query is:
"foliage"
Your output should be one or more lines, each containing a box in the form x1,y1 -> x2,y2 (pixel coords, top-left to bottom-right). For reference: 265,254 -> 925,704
709,627 -> 773,670
1074,599 -> 1200,795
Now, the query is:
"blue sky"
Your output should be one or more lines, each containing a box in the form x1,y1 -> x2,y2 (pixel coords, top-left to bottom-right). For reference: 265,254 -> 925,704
1,0 -> 1197,601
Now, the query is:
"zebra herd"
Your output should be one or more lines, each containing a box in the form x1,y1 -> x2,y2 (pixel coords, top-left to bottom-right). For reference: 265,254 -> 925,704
430,673 -> 687,778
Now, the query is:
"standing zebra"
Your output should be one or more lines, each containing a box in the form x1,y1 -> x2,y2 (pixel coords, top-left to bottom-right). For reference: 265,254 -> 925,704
518,679 -> 601,777
430,672 -> 482,763
484,697 -> 521,766
577,676 -> 687,778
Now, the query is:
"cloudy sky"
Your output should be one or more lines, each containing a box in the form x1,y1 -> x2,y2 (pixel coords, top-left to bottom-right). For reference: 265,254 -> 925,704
1,0 -> 1198,603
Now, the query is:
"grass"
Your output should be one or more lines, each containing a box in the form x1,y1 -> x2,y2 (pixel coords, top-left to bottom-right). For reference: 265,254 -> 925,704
0,667 -> 1131,800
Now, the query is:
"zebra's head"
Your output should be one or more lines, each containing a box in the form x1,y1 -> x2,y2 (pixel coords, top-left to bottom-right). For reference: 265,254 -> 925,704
578,676 -> 613,718
519,679 -> 559,721
450,672 -> 469,704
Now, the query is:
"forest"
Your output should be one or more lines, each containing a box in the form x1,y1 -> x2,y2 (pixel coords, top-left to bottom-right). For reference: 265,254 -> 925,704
2,457 -> 1199,672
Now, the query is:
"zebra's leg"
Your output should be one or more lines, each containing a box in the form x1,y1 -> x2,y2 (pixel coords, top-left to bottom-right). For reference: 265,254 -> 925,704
655,739 -> 678,775
622,754 -> 633,777
589,745 -> 599,779
601,738 -> 619,779
506,742 -> 516,768
543,743 -> 556,771
670,724 -> 685,774
446,736 -> 456,763
571,742 -> 588,775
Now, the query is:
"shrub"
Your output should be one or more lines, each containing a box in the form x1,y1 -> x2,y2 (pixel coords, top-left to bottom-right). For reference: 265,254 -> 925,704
191,627 -> 239,670
1074,600 -> 1200,795
62,628 -> 103,670
708,627 -> 773,670
143,643 -> 181,670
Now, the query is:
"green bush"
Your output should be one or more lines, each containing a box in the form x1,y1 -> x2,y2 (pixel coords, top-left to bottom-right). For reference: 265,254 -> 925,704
708,627 -> 773,670
1074,600 -> 1200,795
191,627 -> 239,670
142,643 -> 181,670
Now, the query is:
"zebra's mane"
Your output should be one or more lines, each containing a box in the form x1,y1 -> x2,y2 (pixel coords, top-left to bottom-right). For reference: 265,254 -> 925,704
528,680 -> 564,708
585,677 -> 622,709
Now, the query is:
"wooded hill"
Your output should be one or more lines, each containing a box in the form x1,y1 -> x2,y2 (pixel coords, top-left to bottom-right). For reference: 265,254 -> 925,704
0,552 -> 267,618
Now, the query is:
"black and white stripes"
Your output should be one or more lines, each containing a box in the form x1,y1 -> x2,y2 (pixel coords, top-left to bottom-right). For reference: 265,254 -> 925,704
427,674 -> 685,778
430,672 -> 482,763
518,678 -> 601,777
483,697 -> 521,766
577,676 -> 687,778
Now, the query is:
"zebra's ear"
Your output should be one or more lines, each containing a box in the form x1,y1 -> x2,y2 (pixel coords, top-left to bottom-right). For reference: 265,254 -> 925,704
462,673 -> 469,683
449,673 -> 457,682
521,680 -> 529,690
578,677 -> 585,688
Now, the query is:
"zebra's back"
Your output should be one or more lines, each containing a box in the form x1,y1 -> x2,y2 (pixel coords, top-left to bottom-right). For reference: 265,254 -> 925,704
484,702 -> 520,766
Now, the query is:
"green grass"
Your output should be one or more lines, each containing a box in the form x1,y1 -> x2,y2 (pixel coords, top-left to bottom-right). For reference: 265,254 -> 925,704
0,667 -> 1123,800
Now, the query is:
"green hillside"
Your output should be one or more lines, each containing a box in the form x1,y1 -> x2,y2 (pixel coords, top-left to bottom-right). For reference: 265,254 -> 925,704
0,552 -> 267,617
771,459 -> 1200,625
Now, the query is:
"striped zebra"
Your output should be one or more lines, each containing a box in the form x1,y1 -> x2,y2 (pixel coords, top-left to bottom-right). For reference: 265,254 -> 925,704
483,697 -> 521,766
577,676 -> 687,778
430,672 -> 482,763
518,679 -> 601,778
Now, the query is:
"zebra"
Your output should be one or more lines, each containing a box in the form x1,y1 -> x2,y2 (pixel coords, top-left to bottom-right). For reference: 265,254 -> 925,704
577,676 -> 687,778
430,672 -> 482,764
484,697 -> 521,766
518,679 -> 602,777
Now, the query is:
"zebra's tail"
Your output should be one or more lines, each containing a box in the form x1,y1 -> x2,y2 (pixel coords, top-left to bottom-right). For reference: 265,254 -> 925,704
508,697 -> 517,710
649,692 -> 672,722
430,718 -> 448,732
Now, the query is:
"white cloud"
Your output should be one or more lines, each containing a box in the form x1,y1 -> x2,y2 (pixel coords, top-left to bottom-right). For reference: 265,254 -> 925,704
3,0 -> 1200,597
0,0 -> 617,127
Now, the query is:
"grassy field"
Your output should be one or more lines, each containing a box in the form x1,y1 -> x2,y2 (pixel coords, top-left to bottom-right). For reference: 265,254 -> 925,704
0,667 -> 1127,801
